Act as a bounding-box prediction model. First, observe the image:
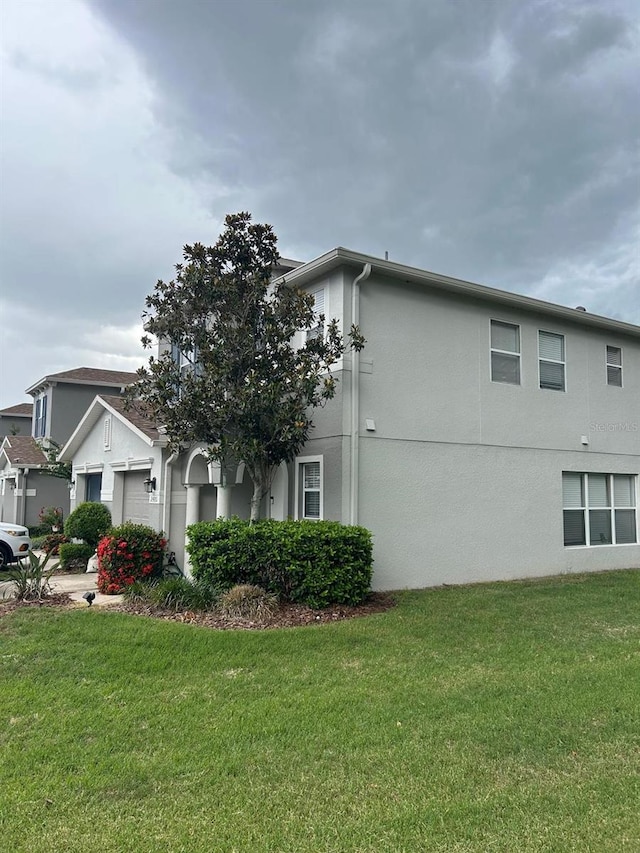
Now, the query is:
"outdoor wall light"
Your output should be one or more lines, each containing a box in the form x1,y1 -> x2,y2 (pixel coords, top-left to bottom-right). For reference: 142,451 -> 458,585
67,480 -> 75,491
143,476 -> 157,494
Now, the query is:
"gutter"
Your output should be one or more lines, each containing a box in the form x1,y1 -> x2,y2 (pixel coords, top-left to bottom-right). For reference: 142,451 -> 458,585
350,263 -> 372,525
275,248 -> 640,339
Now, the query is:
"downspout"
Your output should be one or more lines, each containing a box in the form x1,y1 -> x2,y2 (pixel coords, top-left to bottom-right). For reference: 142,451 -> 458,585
350,263 -> 372,525
161,451 -> 178,544
16,468 -> 27,526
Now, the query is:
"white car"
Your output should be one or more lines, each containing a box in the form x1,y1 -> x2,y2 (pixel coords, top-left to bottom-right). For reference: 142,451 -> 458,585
0,522 -> 31,568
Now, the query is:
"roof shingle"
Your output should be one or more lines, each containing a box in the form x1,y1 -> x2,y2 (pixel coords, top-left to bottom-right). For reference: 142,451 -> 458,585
0,435 -> 48,466
101,396 -> 162,442
0,403 -> 33,416
26,367 -> 139,394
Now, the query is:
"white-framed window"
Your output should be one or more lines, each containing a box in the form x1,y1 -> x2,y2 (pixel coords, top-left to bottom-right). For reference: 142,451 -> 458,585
170,341 -> 201,396
563,472 -> 637,547
606,345 -> 622,387
306,289 -> 325,342
490,320 -> 521,384
33,393 -> 47,438
295,455 -> 323,520
539,331 -> 565,391
103,416 -> 112,451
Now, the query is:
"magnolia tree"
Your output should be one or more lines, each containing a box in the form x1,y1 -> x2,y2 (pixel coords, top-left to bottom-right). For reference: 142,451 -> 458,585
132,212 -> 364,521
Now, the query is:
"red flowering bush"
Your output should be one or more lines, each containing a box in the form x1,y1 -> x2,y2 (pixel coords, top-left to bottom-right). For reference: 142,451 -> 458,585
97,523 -> 166,594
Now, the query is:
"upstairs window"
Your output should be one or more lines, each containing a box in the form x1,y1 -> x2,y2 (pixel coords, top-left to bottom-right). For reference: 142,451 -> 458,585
563,472 -> 637,546
606,346 -> 622,387
34,394 -> 47,438
490,320 -> 521,384
539,331 -> 565,391
306,289 -> 325,342
170,341 -> 201,396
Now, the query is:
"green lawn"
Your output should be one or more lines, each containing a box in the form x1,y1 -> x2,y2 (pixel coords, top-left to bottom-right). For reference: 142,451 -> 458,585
1,569 -> 639,853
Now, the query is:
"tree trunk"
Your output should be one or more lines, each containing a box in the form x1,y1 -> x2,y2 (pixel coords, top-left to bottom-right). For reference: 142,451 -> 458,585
250,478 -> 263,523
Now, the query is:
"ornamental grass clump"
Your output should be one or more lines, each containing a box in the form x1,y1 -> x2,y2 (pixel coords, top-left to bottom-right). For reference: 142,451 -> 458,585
97,523 -> 166,594
218,584 -> 278,620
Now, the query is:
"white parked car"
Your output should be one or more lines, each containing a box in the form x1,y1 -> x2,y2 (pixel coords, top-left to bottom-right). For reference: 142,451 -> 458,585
0,522 -> 31,568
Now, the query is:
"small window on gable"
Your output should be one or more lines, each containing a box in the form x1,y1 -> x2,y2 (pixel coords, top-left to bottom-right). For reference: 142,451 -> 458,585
306,289 -> 325,342
103,416 -> 112,451
606,346 -> 622,387
490,321 -> 521,384
539,331 -> 566,391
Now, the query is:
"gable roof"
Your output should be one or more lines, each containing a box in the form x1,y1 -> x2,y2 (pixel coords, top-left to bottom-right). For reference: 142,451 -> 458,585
277,247 -> 640,339
99,396 -> 162,442
0,435 -> 48,468
58,395 -> 166,462
26,367 -> 139,396
0,403 -> 33,417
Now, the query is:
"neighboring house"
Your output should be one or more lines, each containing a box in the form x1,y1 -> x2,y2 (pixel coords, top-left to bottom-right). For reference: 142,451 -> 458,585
0,435 -> 56,526
0,367 -> 138,527
26,367 -> 139,445
59,250 -> 640,588
0,403 -> 33,438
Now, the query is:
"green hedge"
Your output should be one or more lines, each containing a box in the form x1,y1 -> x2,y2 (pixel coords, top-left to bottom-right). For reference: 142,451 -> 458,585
187,519 -> 373,608
58,543 -> 94,568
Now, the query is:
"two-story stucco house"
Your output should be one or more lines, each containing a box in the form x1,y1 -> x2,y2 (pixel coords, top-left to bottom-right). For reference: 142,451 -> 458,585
0,368 -> 137,527
60,250 -> 639,588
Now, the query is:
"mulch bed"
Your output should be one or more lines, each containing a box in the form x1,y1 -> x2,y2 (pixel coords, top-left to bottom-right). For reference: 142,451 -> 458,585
0,592 -> 396,630
0,593 -> 73,616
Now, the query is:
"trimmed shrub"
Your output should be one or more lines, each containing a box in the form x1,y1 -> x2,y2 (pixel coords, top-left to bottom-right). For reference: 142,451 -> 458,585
64,502 -> 112,549
218,584 -> 278,619
29,525 -> 50,538
58,543 -> 94,571
188,519 -> 373,608
97,523 -> 166,594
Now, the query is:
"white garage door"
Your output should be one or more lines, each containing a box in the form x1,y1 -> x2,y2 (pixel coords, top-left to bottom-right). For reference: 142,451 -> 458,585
123,471 -> 151,526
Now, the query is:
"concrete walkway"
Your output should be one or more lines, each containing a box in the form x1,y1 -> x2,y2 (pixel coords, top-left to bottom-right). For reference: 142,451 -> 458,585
0,568 -> 124,606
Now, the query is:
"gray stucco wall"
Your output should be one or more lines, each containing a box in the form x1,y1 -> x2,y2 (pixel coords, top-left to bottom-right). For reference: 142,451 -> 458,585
359,439 -> 639,589
0,414 -> 31,438
48,384 -> 128,445
356,275 -> 639,454
299,268 -> 639,589
19,472 -> 70,528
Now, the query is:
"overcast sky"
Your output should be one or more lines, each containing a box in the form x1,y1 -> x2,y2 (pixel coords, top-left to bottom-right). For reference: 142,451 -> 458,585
1,0 -> 638,407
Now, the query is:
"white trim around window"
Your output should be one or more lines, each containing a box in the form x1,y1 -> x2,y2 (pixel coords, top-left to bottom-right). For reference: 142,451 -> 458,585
539,330 -> 566,392
606,345 -> 623,387
562,472 -> 637,547
490,319 -> 521,385
306,288 -> 325,342
294,455 -> 323,520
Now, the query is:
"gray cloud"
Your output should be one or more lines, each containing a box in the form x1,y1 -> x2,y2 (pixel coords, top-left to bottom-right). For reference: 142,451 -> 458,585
1,0 -> 638,406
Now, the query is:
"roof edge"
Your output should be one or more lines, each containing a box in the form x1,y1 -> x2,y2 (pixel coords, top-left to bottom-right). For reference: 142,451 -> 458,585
275,247 -> 640,338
